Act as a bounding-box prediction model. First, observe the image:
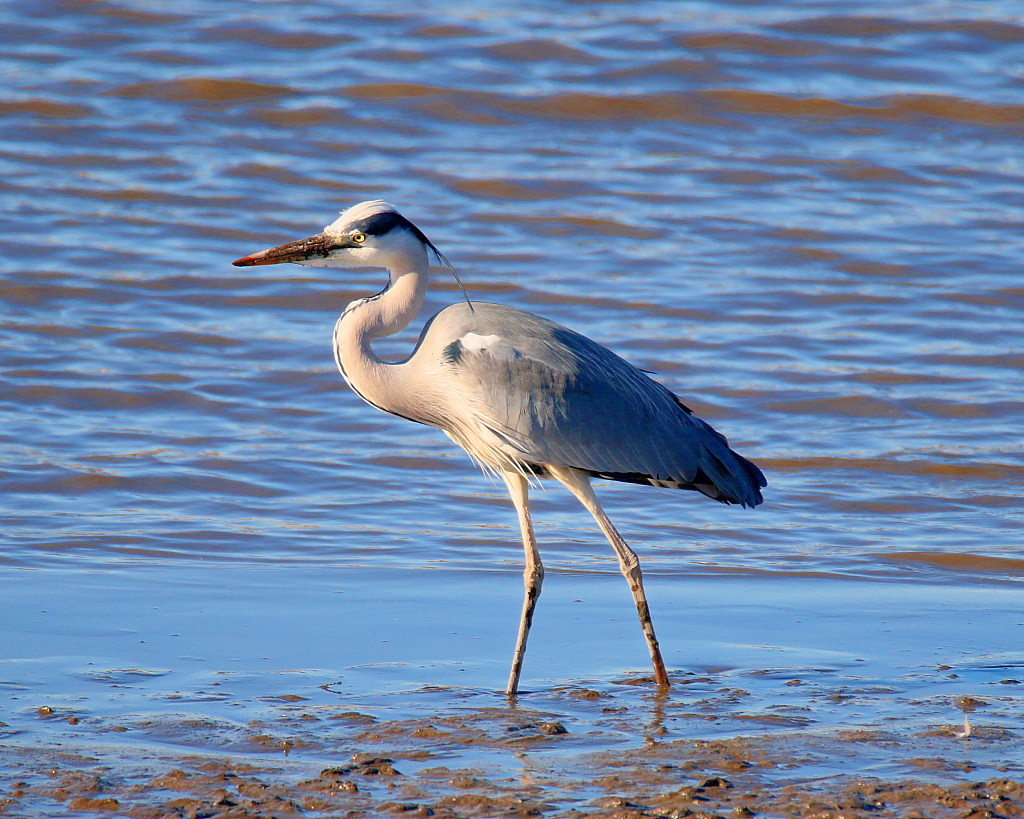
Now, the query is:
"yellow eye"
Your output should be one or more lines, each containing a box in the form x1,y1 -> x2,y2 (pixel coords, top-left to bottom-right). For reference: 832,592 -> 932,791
350,232 -> 366,244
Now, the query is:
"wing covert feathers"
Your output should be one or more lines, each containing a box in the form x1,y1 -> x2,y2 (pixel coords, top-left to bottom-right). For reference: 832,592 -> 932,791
435,303 -> 767,507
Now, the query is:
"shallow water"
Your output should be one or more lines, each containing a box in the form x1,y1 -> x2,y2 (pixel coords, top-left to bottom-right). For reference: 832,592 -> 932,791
1,0 -> 1023,810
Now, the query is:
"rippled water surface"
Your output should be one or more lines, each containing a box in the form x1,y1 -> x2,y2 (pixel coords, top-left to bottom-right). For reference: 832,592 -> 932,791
2,0 -> 1023,807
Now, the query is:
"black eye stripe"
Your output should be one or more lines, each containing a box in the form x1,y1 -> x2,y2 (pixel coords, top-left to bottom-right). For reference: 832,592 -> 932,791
336,208 -> 449,269
345,209 -> 443,257
348,211 -> 405,237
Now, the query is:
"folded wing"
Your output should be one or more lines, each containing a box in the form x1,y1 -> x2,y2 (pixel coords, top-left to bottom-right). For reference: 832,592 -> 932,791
440,306 -> 766,507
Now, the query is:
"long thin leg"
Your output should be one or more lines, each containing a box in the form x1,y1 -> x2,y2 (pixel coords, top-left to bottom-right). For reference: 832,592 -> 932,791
548,465 -> 670,689
501,471 -> 544,697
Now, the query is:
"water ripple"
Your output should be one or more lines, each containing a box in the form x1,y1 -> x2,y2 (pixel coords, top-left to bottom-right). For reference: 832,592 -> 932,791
1,3 -> 1022,587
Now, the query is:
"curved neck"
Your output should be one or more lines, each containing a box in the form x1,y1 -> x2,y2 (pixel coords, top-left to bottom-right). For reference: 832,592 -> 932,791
333,255 -> 429,417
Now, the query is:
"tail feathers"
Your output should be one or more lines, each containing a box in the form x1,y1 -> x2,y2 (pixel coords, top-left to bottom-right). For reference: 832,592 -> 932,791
585,444 -> 766,508
673,397 -> 765,507
695,445 -> 766,508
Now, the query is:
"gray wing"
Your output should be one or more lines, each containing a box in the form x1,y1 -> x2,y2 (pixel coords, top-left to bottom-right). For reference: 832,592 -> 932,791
437,304 -> 766,507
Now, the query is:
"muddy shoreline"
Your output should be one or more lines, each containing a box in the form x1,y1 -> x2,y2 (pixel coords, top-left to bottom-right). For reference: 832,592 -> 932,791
4,689 -> 1021,818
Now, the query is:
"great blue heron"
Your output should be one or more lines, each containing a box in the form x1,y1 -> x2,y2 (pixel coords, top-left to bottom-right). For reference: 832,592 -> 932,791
234,200 -> 766,695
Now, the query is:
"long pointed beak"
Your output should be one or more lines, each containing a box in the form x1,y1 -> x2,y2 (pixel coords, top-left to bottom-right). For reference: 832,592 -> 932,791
233,233 -> 334,267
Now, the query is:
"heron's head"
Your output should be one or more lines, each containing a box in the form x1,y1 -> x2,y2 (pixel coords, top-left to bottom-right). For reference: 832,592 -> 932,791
233,200 -> 439,272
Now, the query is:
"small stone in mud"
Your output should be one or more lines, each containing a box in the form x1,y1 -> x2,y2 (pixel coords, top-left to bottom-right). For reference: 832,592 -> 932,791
380,802 -> 434,815
301,772 -> 359,794
592,796 -> 650,810
37,706 -> 54,717
351,755 -> 402,776
353,753 -> 388,764
540,722 -> 568,735
956,696 -> 987,710
331,710 -> 377,724
702,777 -> 734,789
449,773 -> 490,789
321,765 -> 357,777
68,796 -> 120,811
302,796 -> 335,811
568,688 -> 606,700
47,772 -> 107,797
664,785 -> 710,803
234,779 -> 273,798
162,796 -> 204,813
148,769 -> 209,792
616,675 -> 657,686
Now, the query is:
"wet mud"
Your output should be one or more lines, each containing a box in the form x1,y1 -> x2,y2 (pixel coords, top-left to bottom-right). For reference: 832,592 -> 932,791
3,693 -> 1022,818
4,660 -> 1023,817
